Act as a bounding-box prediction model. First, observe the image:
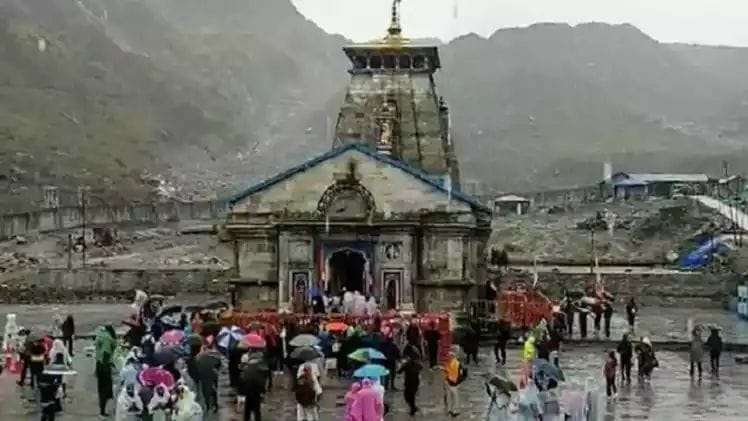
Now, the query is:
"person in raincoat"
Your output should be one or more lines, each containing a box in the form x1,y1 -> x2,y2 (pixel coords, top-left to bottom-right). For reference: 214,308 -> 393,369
147,384 -> 171,421
636,337 -> 657,381
484,376 -> 512,421
517,381 -> 543,421
689,328 -> 704,380
115,383 -> 144,421
523,335 -> 536,363
240,352 -> 267,421
48,339 -> 72,367
172,383 -> 203,421
349,378 -> 384,421
344,382 -> 362,421
443,347 -> 464,417
398,352 -> 423,416
95,326 -> 117,417
296,364 -> 322,421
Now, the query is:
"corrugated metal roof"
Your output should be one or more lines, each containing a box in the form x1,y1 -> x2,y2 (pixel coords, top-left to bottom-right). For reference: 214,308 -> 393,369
494,194 -> 530,203
614,172 -> 709,184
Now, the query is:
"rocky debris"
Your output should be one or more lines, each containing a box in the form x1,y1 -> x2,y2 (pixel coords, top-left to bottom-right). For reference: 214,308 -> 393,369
0,251 -> 45,272
14,235 -> 28,245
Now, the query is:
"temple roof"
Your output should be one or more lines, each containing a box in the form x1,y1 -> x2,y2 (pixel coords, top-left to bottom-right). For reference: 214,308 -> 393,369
227,143 -> 488,213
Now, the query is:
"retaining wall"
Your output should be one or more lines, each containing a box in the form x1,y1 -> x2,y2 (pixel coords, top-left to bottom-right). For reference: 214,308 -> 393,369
0,268 -> 230,303
0,200 -> 230,240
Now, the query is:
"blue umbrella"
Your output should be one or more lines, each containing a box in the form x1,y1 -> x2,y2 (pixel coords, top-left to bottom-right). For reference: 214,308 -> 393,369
353,364 -> 389,379
532,358 -> 565,382
348,348 -> 386,363
217,326 -> 246,351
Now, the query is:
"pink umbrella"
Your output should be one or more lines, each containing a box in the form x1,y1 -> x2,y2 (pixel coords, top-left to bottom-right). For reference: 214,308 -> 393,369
160,329 -> 185,347
241,333 -> 267,349
138,367 -> 176,389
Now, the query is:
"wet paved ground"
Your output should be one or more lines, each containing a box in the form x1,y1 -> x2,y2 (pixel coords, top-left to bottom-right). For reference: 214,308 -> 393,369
2,342 -> 748,420
2,303 -> 748,420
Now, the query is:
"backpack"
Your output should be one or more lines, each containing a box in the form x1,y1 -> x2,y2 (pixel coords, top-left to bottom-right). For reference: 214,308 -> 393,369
456,363 -> 468,385
295,377 -> 317,407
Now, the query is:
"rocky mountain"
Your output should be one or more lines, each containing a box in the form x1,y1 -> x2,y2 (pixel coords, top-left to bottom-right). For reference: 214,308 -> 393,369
2,0 -> 748,212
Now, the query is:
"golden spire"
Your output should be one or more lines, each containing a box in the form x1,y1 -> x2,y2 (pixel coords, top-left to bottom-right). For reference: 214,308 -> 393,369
388,0 -> 402,36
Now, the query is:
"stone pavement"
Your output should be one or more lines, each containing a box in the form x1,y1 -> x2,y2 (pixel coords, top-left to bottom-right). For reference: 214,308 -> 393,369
2,341 -> 748,420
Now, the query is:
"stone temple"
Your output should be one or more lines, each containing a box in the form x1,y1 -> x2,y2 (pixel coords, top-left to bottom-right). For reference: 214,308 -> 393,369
222,2 -> 491,313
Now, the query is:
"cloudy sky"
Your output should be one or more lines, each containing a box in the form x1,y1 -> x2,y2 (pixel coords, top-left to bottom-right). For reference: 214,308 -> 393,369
292,0 -> 748,47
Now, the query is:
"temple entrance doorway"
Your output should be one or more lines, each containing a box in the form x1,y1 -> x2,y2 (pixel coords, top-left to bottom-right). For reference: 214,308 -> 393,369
328,249 -> 367,295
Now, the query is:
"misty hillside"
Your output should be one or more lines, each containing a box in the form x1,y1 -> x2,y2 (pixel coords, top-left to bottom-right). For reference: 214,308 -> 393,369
2,0 -> 748,212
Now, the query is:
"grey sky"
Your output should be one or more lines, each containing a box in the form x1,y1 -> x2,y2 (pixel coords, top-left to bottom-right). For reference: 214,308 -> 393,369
292,0 -> 748,47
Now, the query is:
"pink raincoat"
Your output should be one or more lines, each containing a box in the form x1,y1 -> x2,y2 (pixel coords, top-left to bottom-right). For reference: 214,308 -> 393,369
344,382 -> 363,421
349,379 -> 384,421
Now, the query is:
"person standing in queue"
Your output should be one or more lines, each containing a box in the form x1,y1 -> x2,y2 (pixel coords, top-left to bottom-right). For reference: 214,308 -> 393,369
603,302 -> 614,339
706,327 -> 723,378
625,298 -> 638,333
578,306 -> 589,339
424,322 -> 442,368
494,318 -> 511,366
563,297 -> 576,337
689,328 -> 704,381
616,333 -> 633,384
61,315 -> 75,357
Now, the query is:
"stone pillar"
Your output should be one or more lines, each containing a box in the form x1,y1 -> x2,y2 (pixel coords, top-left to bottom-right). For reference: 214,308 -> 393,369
42,186 -> 59,209
278,231 -> 290,311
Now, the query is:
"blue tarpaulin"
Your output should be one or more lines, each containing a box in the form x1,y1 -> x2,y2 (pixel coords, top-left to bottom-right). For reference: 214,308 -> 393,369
679,236 -> 730,270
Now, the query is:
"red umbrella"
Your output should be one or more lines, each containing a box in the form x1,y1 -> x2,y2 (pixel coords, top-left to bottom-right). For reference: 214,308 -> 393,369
241,333 -> 266,349
327,322 -> 349,333
138,367 -> 175,389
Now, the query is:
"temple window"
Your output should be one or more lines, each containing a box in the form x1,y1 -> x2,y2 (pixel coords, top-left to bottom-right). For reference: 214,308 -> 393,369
413,55 -> 426,69
383,55 -> 396,69
369,55 -> 383,69
399,55 -> 411,69
353,56 -> 367,69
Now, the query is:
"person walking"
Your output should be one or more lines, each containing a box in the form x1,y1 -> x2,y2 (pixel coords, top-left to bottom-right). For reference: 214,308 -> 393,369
344,382 -> 362,421
424,322 -> 442,368
484,376 -> 511,421
398,353 -> 423,416
380,335 -> 400,391
603,302 -> 614,339
60,315 -> 75,357
625,298 -> 638,332
604,351 -> 618,399
495,318 -> 511,365
295,364 -> 321,421
689,329 -> 704,381
463,324 -> 480,366
443,348 -> 465,418
39,374 -> 63,421
196,345 -> 222,413
616,334 -> 633,384
95,326 -> 117,418
240,354 -> 266,421
28,337 -> 48,390
349,379 -> 384,421
706,328 -> 723,378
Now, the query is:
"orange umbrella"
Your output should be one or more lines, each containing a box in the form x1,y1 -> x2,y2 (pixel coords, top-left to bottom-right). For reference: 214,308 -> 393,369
327,322 -> 349,332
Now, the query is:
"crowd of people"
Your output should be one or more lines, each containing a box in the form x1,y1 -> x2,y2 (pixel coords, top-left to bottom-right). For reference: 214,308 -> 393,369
0,289 -> 731,420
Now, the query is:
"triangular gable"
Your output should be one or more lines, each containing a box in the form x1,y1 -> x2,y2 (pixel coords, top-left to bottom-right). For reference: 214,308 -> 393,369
228,144 -> 489,214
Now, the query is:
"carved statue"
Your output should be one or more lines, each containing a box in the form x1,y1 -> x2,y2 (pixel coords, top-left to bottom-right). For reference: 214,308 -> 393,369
379,120 -> 393,145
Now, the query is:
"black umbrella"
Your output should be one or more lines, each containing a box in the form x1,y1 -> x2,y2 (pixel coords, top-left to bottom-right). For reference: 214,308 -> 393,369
290,346 -> 323,362
151,348 -> 182,366
157,305 -> 182,319
488,375 -> 518,393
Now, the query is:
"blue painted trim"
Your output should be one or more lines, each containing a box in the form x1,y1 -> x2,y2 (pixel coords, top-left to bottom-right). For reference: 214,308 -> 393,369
227,144 -> 489,213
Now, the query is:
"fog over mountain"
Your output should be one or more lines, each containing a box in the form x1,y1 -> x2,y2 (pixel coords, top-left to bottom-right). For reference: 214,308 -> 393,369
1,0 -> 747,211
